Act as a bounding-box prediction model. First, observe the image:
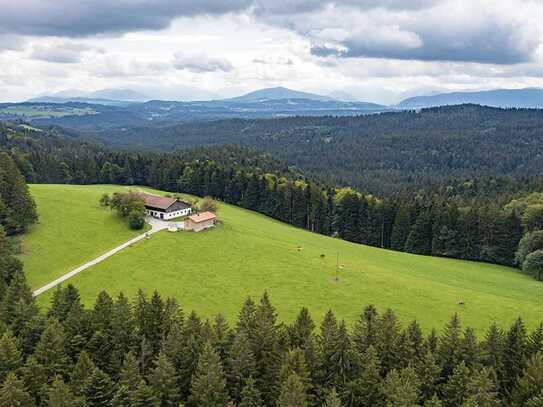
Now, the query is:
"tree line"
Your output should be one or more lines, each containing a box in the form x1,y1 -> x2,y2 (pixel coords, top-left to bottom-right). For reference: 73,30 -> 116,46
0,122 -> 531,269
49,104 -> 543,196
0,273 -> 541,406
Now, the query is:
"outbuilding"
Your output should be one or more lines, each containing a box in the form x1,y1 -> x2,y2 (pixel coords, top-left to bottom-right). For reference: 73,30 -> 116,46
136,192 -> 192,220
185,211 -> 217,232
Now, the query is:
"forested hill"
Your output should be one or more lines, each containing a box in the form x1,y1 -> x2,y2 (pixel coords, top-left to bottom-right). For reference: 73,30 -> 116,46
69,104 -> 543,195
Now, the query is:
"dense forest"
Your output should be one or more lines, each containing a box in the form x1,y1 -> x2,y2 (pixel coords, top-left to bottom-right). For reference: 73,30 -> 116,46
0,122 -> 537,274
49,105 -> 543,195
0,122 -> 543,406
0,275 -> 542,406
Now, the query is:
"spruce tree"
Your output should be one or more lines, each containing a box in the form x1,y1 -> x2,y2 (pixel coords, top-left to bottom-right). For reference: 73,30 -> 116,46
238,377 -> 263,407
376,308 -> 401,374
289,307 -> 315,349
438,314 -> 463,378
344,345 -> 383,406
0,331 -> 22,383
148,352 -> 180,407
415,350 -> 441,401
512,352 -> 543,406
382,367 -> 421,407
45,376 -> 83,407
83,368 -> 114,407
34,319 -> 71,380
0,372 -> 34,407
227,331 -> 256,402
463,367 -> 499,407
118,351 -> 141,394
277,372 -> 308,407
442,361 -> 470,407
391,204 -> 412,249
352,305 -> 379,355
528,323 -> 543,357
111,385 -> 131,407
323,388 -> 343,407
131,380 -> 159,407
405,209 -> 433,255
71,350 -> 96,396
503,317 -> 528,395
189,341 -> 229,407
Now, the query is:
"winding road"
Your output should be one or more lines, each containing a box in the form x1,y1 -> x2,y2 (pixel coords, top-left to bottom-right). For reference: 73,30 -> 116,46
32,217 -> 172,297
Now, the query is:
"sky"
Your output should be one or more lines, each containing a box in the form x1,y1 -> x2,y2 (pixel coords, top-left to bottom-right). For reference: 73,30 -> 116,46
1,0 -> 543,104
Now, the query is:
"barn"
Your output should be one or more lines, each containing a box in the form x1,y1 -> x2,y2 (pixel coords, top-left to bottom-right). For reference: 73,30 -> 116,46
136,192 -> 192,220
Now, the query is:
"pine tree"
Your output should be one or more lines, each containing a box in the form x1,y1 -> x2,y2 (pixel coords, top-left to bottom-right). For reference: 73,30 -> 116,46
118,351 -> 141,393
279,348 -> 311,397
148,352 -> 180,407
382,367 -> 421,407
189,341 -> 230,407
45,376 -> 83,407
0,372 -> 34,407
238,377 -> 263,407
83,368 -> 114,407
277,372 -> 308,407
512,352 -> 543,406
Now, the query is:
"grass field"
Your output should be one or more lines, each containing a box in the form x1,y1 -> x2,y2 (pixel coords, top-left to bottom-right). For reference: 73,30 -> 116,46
21,184 -> 148,289
24,184 -> 543,333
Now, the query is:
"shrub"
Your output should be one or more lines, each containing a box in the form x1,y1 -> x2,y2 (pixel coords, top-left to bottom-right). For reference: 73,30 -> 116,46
128,210 -> 145,230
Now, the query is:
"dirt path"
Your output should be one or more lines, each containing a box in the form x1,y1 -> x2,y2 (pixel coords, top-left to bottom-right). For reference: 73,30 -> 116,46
32,217 -> 170,297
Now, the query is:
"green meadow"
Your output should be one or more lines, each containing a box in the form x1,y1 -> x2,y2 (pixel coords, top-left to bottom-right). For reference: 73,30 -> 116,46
23,184 -> 543,333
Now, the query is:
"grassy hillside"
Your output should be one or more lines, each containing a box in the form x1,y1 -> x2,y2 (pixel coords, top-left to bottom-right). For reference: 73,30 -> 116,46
25,184 -> 543,333
20,184 -> 147,289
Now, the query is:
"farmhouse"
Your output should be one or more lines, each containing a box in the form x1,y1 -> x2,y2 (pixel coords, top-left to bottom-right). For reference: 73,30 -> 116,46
185,211 -> 217,232
136,192 -> 192,220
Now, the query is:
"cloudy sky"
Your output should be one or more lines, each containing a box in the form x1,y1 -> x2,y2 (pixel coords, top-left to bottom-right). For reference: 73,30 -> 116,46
1,0 -> 543,104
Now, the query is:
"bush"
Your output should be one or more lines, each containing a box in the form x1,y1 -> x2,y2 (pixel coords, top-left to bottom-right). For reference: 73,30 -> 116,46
523,250 -> 543,281
516,230 -> 543,265
198,196 -> 218,213
128,210 -> 145,230
99,193 -> 111,207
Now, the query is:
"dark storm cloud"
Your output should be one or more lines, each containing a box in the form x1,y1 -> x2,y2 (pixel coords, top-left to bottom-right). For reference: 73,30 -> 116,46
1,0 -> 253,37
31,43 -> 92,64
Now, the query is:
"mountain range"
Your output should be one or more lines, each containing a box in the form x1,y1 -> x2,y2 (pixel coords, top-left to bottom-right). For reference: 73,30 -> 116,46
25,86 -> 543,110
397,88 -> 543,109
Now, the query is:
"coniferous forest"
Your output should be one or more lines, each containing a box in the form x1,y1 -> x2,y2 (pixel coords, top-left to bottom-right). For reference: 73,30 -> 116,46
1,121 -> 541,273
1,115 -> 543,405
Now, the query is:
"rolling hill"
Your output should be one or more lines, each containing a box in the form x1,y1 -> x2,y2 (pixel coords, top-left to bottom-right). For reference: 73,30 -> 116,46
398,87 -> 543,109
22,184 -> 543,333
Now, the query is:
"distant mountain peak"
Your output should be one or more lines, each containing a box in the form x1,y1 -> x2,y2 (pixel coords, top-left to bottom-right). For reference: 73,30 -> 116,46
227,87 -> 336,102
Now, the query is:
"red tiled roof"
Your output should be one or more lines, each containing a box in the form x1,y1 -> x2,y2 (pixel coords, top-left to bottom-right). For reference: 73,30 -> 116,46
188,211 -> 217,223
135,192 -> 177,210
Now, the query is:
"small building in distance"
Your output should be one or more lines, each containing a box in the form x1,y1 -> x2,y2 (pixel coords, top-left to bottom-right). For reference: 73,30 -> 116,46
136,192 -> 192,220
185,211 -> 217,232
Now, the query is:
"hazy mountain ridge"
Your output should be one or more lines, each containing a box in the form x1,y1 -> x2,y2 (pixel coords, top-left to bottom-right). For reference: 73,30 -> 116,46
398,88 -> 543,109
